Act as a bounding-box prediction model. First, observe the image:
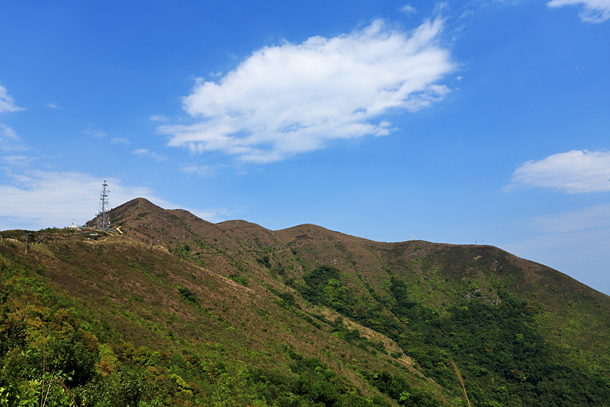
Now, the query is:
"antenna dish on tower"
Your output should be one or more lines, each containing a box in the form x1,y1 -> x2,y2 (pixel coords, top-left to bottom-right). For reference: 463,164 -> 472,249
97,179 -> 111,231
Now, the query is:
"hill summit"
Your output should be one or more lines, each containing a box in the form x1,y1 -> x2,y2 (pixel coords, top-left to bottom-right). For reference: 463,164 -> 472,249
1,197 -> 609,406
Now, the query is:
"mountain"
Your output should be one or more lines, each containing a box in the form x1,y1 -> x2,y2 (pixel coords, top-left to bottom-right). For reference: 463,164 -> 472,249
1,197 -> 609,406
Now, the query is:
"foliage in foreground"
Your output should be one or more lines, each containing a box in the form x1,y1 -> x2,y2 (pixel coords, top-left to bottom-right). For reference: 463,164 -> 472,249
0,252 -> 417,406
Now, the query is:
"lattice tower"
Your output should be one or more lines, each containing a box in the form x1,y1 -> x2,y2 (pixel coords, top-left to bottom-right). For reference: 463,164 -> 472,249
97,179 -> 111,231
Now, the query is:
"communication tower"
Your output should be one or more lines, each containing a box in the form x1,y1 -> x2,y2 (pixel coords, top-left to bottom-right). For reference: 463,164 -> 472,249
97,179 -> 111,231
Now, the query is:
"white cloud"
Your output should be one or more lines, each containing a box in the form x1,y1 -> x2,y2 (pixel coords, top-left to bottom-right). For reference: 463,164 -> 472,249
528,203 -> 610,233
433,2 -> 450,14
508,150 -> 610,193
0,84 -> 24,113
0,123 -> 18,140
150,114 -> 170,122
110,137 -> 131,145
459,9 -> 474,19
85,130 -> 108,138
0,171 -> 166,230
400,5 -> 417,15
547,0 -> 610,23
160,18 -> 454,163
0,123 -> 27,151
1,155 -> 32,168
182,164 -> 218,177
0,169 -> 238,230
133,148 -> 167,161
189,206 -> 244,224
44,103 -> 61,109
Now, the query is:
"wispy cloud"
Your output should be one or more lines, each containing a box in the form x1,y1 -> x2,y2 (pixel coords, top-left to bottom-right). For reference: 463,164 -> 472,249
528,203 -> 610,233
0,123 -> 28,151
85,130 -> 130,145
0,155 -> 32,168
159,18 -> 454,163
110,137 -> 131,145
0,170 -> 166,230
400,5 -> 417,16
507,150 -> 610,193
0,85 -> 25,150
44,103 -> 61,109
502,224 -> 610,287
0,84 -> 24,113
547,0 -> 610,23
182,164 -> 219,177
190,207 -> 244,224
0,123 -> 18,140
84,130 -> 108,138
150,114 -> 170,122
503,203 -> 610,291
133,148 -> 167,161
0,168 -> 236,230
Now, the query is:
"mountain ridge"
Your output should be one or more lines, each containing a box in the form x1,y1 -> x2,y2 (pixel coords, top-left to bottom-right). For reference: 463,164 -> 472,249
1,197 -> 609,406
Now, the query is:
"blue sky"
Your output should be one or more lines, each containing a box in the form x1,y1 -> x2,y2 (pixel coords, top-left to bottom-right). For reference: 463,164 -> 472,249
1,0 -> 609,295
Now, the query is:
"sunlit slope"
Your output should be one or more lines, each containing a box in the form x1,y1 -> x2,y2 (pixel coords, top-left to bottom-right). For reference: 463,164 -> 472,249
1,197 -> 609,406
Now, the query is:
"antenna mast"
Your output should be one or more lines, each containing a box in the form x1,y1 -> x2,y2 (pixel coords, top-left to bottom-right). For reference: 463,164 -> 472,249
97,179 -> 111,231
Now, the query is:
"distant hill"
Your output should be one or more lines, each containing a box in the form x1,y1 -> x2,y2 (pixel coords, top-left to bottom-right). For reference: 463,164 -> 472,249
1,197 -> 609,406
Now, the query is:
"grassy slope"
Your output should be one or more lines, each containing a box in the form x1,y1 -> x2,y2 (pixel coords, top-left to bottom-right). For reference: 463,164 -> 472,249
2,197 -> 609,406
1,230 -> 445,406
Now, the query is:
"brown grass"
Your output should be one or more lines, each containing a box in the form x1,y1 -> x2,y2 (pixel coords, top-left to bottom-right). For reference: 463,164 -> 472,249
449,359 -> 471,407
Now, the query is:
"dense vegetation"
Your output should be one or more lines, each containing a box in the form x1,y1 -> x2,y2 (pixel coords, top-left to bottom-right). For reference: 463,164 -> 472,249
296,265 -> 610,406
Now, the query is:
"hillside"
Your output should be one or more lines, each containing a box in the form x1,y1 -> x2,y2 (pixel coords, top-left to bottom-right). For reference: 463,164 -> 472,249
1,197 -> 609,406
